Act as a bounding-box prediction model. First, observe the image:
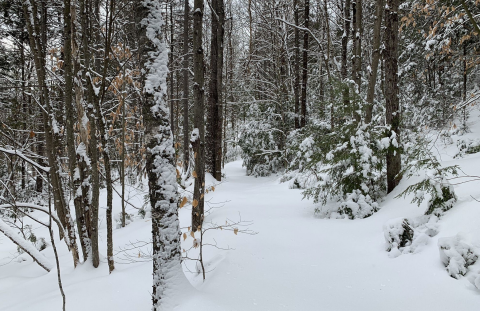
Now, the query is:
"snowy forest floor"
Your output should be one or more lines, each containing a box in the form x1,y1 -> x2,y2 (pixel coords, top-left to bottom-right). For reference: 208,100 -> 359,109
2,127 -> 480,310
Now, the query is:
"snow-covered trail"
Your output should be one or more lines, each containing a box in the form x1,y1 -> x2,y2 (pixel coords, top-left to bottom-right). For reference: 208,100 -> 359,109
178,160 -> 479,311
1,160 -> 479,310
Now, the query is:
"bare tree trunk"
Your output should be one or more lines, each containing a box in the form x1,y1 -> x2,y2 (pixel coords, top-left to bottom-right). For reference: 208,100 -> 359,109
341,0 -> 351,107
294,0 -> 300,129
206,0 -> 219,177
352,0 -> 362,122
94,0 -> 116,273
169,2 -> 175,139
365,0 -> 384,123
352,0 -> 362,92
63,0 -> 86,262
248,0 -> 253,69
385,0 -> 402,193
81,0 -> 100,268
183,0 -> 190,172
121,80 -> 126,228
215,0 -> 225,180
72,0 -> 90,262
192,0 -> 206,232
300,0 -> 309,128
23,0 -> 80,267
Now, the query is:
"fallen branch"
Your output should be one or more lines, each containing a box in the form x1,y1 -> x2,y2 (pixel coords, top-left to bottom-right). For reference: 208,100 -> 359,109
0,217 -> 53,272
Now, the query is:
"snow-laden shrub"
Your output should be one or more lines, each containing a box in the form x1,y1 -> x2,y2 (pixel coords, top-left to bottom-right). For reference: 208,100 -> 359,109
317,190 -> 379,220
304,119 -> 387,219
281,122 -> 330,190
384,215 -> 438,257
455,138 -> 480,158
397,147 -> 458,216
34,237 -> 48,252
438,235 -> 479,279
115,212 -> 135,228
16,229 -> 48,254
239,104 -> 285,177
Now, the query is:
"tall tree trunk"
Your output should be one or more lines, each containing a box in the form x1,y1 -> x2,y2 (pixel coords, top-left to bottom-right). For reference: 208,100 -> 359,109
365,0 -> 384,124
385,0 -> 402,193
63,0 -> 86,261
206,0 -> 218,176
94,0 -> 116,274
352,0 -> 362,122
183,0 -> 190,172
72,0 -> 90,262
169,2 -> 175,139
300,0 -> 309,128
353,0 -> 362,92
215,0 -> 225,180
142,3 -> 182,308
192,0 -> 206,232
294,0 -> 300,129
248,0 -> 253,69
121,80 -> 126,228
81,0 -> 100,268
23,0 -> 80,267
341,0 -> 351,107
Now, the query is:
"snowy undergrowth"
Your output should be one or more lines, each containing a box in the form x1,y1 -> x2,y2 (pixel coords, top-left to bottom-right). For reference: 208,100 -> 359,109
2,115 -> 480,310
380,111 -> 480,291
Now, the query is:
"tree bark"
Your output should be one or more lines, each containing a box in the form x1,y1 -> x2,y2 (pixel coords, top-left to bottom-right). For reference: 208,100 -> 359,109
294,0 -> 300,129
72,0 -> 90,262
94,0 -> 116,273
23,0 -> 80,267
352,0 -> 362,122
81,0 -> 100,268
141,2 -> 182,309
300,0 -> 309,128
341,0 -> 351,107
183,0 -> 190,172
192,0 -> 206,232
352,0 -> 362,92
206,0 -> 219,177
385,0 -> 402,193
365,0 -> 384,123
63,0 -> 86,262
215,0 -> 225,180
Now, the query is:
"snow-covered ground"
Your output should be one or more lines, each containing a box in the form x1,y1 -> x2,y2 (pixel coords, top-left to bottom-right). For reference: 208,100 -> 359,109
1,124 -> 480,310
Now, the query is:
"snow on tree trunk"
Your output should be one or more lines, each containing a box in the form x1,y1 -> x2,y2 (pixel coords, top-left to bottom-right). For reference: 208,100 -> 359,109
143,1 -> 182,309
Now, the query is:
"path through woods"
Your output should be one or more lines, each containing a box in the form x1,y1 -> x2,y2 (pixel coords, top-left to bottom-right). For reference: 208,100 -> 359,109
0,161 -> 479,310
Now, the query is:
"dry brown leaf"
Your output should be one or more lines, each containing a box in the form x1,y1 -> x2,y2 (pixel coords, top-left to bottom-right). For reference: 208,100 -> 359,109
192,199 -> 198,208
183,233 -> 187,241
234,228 -> 238,235
192,171 -> 198,178
190,231 -> 195,238
179,197 -> 188,208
